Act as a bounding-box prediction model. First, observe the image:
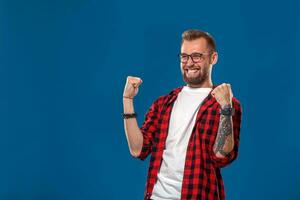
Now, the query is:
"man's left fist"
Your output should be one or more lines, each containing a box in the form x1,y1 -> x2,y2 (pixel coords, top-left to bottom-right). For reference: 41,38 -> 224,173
211,83 -> 233,108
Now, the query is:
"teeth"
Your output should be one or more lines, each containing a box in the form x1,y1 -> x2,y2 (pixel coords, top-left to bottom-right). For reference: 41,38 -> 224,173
187,69 -> 199,73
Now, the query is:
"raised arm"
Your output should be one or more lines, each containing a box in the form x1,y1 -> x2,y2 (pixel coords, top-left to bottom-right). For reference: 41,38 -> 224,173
211,83 -> 235,158
122,76 -> 144,157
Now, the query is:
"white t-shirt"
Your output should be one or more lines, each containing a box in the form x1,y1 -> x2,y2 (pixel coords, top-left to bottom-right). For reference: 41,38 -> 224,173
150,86 -> 212,200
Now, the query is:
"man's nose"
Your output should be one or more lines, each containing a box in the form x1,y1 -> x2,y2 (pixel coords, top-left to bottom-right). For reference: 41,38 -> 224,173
186,56 -> 194,65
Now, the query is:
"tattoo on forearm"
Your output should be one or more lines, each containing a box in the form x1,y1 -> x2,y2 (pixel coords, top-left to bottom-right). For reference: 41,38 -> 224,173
213,114 -> 233,156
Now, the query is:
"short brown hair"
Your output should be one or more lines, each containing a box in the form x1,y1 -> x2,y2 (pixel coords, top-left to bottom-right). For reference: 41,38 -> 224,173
181,29 -> 216,51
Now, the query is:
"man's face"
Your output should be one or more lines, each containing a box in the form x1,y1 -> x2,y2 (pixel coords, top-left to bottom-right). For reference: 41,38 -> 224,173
180,38 -> 217,87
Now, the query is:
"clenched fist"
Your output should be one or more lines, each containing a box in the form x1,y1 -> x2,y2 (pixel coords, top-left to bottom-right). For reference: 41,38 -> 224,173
123,76 -> 143,99
211,83 -> 233,107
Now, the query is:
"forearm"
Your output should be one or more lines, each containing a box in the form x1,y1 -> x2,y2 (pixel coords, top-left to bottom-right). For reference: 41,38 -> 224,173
213,112 -> 234,158
123,98 -> 143,157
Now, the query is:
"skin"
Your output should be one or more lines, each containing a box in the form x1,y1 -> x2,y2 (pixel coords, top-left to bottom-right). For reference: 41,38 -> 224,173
211,83 -> 234,157
180,38 -> 217,88
123,38 -> 234,158
122,76 -> 143,157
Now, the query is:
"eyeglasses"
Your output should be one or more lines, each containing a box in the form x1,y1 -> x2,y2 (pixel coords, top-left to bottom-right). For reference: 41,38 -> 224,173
178,52 -> 212,63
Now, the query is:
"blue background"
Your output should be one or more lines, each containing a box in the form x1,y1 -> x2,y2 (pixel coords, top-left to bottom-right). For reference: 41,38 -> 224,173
1,0 -> 300,199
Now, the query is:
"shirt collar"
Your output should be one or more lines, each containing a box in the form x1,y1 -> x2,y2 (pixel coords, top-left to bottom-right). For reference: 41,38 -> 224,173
166,85 -> 218,106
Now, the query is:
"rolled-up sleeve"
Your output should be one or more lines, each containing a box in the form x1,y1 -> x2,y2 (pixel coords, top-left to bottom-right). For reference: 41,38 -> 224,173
136,97 -> 161,161
210,98 -> 242,168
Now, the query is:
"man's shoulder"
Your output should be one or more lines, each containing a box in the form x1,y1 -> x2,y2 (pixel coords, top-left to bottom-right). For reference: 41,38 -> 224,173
152,86 -> 183,106
156,86 -> 183,101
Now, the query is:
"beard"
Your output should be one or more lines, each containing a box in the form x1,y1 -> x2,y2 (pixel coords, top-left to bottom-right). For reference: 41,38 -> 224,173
181,64 -> 210,86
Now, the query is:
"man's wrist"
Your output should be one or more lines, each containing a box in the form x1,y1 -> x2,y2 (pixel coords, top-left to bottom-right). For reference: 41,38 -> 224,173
123,97 -> 134,113
220,104 -> 234,116
123,97 -> 134,103
220,102 -> 232,109
123,96 -> 134,99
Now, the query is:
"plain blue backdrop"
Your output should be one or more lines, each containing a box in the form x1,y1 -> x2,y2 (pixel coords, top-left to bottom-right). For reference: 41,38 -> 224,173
1,0 -> 300,199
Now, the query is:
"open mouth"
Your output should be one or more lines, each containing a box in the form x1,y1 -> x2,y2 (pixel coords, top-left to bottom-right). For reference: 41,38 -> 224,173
185,69 -> 200,75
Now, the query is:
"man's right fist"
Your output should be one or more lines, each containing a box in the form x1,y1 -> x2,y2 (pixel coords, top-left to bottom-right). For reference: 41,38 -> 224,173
123,76 -> 143,99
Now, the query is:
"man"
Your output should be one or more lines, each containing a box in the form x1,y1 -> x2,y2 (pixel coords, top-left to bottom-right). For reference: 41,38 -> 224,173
122,29 -> 242,200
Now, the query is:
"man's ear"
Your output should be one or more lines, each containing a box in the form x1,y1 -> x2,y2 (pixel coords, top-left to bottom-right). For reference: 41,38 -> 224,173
211,51 -> 218,65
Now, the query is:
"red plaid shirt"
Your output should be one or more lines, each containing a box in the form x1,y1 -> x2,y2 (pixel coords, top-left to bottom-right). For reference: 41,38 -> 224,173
137,85 -> 242,200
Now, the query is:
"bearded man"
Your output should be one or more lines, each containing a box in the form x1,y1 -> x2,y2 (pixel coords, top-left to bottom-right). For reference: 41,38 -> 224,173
122,29 -> 242,200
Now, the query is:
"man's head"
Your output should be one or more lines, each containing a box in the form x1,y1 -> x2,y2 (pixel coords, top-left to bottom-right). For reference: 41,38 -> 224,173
180,29 -> 218,88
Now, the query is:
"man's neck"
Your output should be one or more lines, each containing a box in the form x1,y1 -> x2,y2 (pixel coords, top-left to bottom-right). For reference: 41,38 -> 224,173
187,81 -> 213,88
